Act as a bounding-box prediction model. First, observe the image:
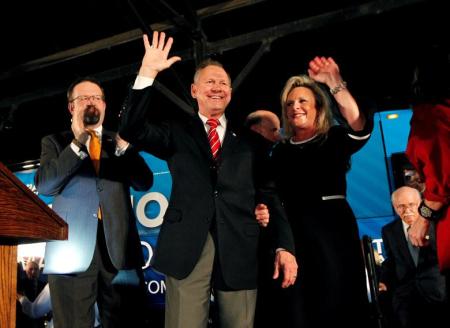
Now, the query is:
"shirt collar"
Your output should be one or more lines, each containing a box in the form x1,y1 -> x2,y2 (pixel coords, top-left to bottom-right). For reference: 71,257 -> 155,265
290,134 -> 318,144
401,220 -> 410,238
198,112 -> 227,128
92,125 -> 103,137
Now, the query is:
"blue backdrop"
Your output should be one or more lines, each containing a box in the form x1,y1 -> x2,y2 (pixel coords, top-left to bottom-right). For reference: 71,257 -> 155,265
14,108 -> 412,308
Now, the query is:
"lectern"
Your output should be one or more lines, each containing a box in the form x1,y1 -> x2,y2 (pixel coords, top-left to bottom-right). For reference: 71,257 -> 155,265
0,161 -> 67,328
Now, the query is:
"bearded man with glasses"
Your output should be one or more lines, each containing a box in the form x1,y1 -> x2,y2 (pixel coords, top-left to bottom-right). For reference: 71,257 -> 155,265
35,77 -> 154,328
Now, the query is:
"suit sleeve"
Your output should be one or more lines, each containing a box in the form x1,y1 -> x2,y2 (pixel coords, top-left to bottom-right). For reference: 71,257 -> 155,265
119,86 -> 172,159
253,137 -> 296,255
120,146 -> 154,191
35,135 -> 86,196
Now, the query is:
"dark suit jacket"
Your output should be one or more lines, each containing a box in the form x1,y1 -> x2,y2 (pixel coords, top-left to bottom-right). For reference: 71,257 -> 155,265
119,86 -> 295,290
380,218 -> 446,305
35,130 -> 153,274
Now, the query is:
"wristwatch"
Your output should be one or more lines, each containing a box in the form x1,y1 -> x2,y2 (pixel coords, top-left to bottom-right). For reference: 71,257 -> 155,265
418,200 -> 443,221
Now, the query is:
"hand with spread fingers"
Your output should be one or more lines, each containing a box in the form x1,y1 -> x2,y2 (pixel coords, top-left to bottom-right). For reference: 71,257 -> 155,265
139,31 -> 181,79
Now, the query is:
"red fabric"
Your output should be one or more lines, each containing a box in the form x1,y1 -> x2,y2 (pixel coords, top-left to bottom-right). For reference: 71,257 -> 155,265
406,100 -> 450,271
207,119 -> 221,160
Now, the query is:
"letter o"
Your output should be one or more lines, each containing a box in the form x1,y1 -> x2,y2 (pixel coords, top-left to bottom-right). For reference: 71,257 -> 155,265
148,280 -> 161,294
136,192 -> 168,228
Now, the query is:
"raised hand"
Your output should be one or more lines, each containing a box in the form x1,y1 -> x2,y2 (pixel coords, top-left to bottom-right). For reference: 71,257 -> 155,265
71,106 -> 89,143
309,56 -> 364,130
307,56 -> 342,87
139,31 -> 182,79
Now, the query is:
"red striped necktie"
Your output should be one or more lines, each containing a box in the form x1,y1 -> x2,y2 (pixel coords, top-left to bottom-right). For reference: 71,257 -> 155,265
206,119 -> 221,160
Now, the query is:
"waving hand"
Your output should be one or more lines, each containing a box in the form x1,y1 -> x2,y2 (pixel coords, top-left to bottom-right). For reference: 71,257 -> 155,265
138,31 -> 181,79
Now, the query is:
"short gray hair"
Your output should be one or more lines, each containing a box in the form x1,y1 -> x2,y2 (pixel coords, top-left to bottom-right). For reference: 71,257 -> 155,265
193,58 -> 231,84
391,186 -> 422,205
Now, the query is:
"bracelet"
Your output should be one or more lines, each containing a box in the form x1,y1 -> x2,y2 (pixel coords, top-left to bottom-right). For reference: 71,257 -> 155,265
330,81 -> 347,95
72,138 -> 84,149
418,200 -> 444,222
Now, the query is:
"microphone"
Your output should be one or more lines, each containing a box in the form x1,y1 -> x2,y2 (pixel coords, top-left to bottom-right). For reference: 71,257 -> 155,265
83,105 -> 100,125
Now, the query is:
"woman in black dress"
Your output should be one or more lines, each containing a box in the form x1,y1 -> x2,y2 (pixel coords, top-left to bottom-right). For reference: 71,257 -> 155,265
270,57 -> 372,327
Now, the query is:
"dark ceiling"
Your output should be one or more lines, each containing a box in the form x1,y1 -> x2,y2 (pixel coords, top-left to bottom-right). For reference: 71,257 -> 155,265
0,0 -> 447,165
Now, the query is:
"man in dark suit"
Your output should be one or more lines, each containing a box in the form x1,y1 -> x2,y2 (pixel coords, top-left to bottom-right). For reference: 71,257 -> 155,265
35,77 -> 153,328
244,109 -> 283,327
119,31 -> 297,328
379,186 -> 447,328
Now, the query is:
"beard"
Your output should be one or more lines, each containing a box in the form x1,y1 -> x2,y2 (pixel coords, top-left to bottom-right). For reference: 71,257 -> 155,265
83,105 -> 100,125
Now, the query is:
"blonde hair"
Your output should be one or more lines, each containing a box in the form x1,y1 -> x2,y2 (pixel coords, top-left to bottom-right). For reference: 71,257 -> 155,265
280,75 -> 333,139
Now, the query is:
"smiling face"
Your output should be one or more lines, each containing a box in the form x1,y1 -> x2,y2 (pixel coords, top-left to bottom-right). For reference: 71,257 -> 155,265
280,75 -> 332,140
285,86 -> 318,136
191,65 -> 232,118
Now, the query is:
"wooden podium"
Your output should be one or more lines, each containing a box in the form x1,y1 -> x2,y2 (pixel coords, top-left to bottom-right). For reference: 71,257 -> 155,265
0,161 -> 68,328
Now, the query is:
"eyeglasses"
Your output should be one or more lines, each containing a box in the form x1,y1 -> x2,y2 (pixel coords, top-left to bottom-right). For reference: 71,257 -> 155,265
395,202 -> 418,212
70,95 -> 104,103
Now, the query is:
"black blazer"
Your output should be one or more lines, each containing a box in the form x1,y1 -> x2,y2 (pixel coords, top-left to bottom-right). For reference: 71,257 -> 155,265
119,86 -> 295,290
380,218 -> 446,304
35,130 -> 153,274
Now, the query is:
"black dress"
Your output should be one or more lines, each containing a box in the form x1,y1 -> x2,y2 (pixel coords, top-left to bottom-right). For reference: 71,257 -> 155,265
270,124 -> 372,327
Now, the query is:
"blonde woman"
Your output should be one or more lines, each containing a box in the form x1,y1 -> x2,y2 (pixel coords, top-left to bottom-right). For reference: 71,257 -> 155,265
268,57 -> 372,327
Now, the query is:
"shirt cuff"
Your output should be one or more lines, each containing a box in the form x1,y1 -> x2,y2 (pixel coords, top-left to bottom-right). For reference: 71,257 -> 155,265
115,143 -> 130,156
70,142 -> 88,159
133,76 -> 155,90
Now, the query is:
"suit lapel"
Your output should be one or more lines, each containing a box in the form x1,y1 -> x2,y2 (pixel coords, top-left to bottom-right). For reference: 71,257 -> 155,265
101,130 -> 115,159
417,223 -> 436,265
393,220 -> 417,268
186,115 -> 241,164
220,126 -> 239,160
187,116 -> 214,161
